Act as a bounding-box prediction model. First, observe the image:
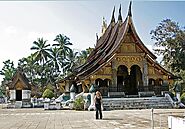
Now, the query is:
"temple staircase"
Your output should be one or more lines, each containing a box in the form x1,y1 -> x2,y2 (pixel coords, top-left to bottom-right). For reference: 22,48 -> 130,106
102,96 -> 173,110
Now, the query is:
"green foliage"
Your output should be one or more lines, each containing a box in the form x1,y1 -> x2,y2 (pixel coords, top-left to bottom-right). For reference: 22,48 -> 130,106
0,60 -> 16,85
45,83 -> 54,91
0,33 -> 95,98
77,47 -> 94,65
42,89 -> 54,99
180,92 -> 185,104
0,89 -> 4,97
151,19 -> 185,72
74,96 -> 85,110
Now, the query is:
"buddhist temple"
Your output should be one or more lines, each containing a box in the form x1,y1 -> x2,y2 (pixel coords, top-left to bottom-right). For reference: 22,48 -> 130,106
61,2 -> 174,97
8,69 -> 32,108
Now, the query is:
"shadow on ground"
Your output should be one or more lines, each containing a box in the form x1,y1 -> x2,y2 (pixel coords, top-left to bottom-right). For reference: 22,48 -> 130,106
102,118 -> 123,120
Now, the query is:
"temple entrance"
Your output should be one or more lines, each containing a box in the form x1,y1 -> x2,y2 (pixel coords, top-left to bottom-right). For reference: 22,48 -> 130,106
117,65 -> 128,92
117,65 -> 143,95
16,90 -> 22,101
95,78 -> 110,97
129,65 -> 142,95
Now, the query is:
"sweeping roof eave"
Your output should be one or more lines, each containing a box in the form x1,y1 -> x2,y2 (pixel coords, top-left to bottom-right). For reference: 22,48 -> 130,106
77,53 -> 117,80
8,70 -> 31,90
127,17 -> 157,60
76,23 -> 116,73
146,55 -> 174,77
77,22 -> 128,80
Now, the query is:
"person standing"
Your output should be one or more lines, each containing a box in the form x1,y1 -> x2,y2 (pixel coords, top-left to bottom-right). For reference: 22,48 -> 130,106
94,91 -> 103,119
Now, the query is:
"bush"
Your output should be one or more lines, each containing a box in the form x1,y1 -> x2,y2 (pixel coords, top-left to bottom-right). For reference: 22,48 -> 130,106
180,92 -> 185,104
74,96 -> 84,110
42,89 -> 54,99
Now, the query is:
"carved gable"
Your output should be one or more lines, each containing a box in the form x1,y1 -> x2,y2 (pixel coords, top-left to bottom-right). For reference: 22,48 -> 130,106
8,70 -> 31,90
119,43 -> 136,53
117,33 -> 145,54
15,80 -> 24,90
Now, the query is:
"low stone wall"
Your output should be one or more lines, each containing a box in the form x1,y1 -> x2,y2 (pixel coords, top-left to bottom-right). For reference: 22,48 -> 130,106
168,116 -> 185,129
108,92 -> 125,98
44,99 -> 61,110
138,91 -> 155,97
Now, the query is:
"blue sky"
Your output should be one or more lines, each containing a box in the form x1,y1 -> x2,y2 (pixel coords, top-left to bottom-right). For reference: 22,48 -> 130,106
0,0 -> 185,82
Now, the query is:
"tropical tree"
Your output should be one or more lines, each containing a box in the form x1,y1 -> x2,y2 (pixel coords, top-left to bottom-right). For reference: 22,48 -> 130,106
150,19 -> 185,73
48,47 -> 62,76
53,34 -> 73,60
77,47 -> 94,65
18,54 -> 36,83
30,38 -> 51,65
30,38 -> 51,86
0,60 -> 16,82
63,50 -> 79,76
0,60 -> 16,94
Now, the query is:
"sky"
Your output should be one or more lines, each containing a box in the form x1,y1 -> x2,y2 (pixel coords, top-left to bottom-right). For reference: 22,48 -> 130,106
0,0 -> 185,82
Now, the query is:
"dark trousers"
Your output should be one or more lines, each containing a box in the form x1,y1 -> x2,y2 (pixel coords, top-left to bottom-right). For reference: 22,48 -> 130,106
95,104 -> 102,119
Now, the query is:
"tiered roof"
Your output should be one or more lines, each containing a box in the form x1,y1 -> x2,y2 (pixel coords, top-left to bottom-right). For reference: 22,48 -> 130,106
8,69 -> 31,90
75,2 -> 173,80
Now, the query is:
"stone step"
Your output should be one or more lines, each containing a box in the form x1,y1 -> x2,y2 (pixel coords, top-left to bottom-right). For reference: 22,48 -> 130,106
102,97 -> 172,110
15,101 -> 22,108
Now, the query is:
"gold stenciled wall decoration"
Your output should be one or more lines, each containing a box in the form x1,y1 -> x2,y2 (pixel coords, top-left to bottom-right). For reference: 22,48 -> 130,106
116,56 -> 143,71
15,80 -> 24,90
149,67 -> 155,75
120,43 -> 136,53
96,66 -> 112,75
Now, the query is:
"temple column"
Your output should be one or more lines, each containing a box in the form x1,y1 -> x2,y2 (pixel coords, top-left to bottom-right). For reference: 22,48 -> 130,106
142,58 -> 148,90
111,59 -> 117,91
128,68 -> 131,75
65,80 -> 70,92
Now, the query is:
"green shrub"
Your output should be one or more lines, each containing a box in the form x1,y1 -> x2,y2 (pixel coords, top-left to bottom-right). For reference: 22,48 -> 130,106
42,89 -> 54,99
180,92 -> 185,104
46,83 -> 54,91
74,96 -> 84,110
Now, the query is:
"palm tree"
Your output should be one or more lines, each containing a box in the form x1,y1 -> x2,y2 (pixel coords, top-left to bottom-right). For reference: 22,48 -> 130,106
77,47 -> 94,65
49,47 -> 61,75
30,38 -> 51,86
18,54 -> 35,83
31,38 -> 51,65
53,34 -> 73,60
78,50 -> 88,65
63,50 -> 78,76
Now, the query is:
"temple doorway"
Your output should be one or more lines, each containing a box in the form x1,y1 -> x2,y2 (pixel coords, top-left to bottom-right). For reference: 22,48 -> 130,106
95,78 -> 110,97
117,65 -> 128,92
16,90 -> 22,101
117,65 -> 143,95
129,65 -> 143,95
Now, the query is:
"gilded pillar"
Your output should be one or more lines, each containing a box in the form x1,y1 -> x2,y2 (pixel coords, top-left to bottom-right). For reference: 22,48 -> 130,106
65,80 -> 70,92
128,68 -> 131,75
112,59 -> 117,88
82,81 -> 85,92
142,58 -> 148,87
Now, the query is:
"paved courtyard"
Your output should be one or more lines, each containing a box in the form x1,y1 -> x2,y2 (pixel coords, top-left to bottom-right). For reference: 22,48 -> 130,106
0,105 -> 184,129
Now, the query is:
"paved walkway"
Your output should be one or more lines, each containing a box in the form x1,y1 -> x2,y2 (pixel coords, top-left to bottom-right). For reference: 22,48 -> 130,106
0,107 -> 184,129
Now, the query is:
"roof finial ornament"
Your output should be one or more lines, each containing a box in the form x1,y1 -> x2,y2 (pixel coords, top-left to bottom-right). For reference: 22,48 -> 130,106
128,1 -> 132,17
96,33 -> 99,41
111,6 -> 115,23
101,17 -> 107,34
118,4 -> 122,22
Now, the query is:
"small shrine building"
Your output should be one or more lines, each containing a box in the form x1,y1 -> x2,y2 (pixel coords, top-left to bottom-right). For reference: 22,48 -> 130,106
8,69 -> 32,107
